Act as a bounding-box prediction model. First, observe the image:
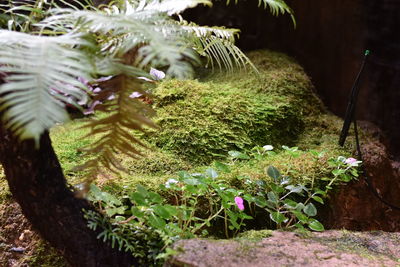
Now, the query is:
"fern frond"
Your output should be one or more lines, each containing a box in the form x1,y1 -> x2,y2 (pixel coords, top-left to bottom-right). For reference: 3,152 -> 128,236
225,0 -> 295,27
258,0 -> 295,26
77,76 -> 157,178
40,9 -> 200,78
131,0 -> 212,15
0,30 -> 94,143
177,21 -> 257,72
0,0 -> 95,31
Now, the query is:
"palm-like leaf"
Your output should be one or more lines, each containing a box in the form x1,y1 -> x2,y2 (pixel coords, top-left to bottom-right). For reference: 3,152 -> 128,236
126,0 -> 212,15
0,30 -> 94,143
77,76 -> 156,178
0,0 -> 293,179
225,0 -> 295,26
259,0 -> 295,26
40,8 -> 200,78
177,21 -> 257,72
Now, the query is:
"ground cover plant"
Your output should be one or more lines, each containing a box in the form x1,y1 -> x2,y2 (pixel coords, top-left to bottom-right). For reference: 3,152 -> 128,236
84,147 -> 360,265
47,50 -> 361,265
0,0 -> 303,265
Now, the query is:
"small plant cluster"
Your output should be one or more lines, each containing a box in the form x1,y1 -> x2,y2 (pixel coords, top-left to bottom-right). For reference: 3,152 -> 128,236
84,146 -> 361,265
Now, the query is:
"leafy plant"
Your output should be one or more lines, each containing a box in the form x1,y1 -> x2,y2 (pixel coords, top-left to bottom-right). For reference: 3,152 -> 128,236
85,146 -> 361,264
0,0 -> 294,178
240,146 -> 361,231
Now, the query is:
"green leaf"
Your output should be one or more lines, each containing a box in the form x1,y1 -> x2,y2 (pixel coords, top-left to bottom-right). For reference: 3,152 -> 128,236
267,191 -> 278,203
308,219 -> 325,232
136,185 -> 149,198
254,196 -> 267,207
89,184 -> 121,206
240,213 -> 253,220
148,214 -> 166,229
270,183 -> 285,194
285,185 -> 305,194
332,169 -> 344,176
163,205 -> 178,217
0,31 -> 93,143
105,206 -> 126,217
350,168 -> 359,177
153,205 -> 172,219
255,180 -> 267,189
283,199 -> 298,209
292,210 -> 308,223
313,189 -> 327,196
131,207 -> 144,218
130,192 -> 147,206
267,166 -> 281,181
114,216 -> 126,222
205,168 -> 218,179
312,196 -> 324,204
294,222 -> 305,230
270,211 -> 287,224
148,192 -> 163,204
214,161 -> 231,173
228,150 -> 250,159
303,203 -> 317,217
178,171 -> 192,180
184,178 -> 201,186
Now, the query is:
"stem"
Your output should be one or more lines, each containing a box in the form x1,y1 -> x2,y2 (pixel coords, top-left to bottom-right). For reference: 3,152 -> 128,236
234,217 -> 244,236
285,216 -> 295,228
183,198 -> 198,232
192,206 -> 224,234
224,209 -> 229,238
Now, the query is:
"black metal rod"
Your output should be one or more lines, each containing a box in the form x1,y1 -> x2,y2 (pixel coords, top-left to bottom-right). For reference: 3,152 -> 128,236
339,50 -> 370,147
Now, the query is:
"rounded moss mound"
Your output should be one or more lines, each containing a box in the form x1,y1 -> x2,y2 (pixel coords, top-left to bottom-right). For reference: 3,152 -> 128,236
146,50 -> 323,165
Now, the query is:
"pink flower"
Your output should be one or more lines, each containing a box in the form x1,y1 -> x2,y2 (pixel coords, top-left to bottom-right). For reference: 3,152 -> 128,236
234,197 -> 245,211
345,157 -> 357,164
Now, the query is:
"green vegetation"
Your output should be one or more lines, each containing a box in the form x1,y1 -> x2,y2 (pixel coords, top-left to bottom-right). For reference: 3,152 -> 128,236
0,49 -> 360,265
84,147 -> 360,265
146,50 -> 322,165
25,240 -> 68,267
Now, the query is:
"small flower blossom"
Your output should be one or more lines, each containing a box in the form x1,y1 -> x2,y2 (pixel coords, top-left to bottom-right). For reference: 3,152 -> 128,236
234,196 -> 245,211
263,145 -> 274,151
345,157 -> 357,164
150,68 -> 166,80
129,91 -> 143,99
165,178 -> 179,188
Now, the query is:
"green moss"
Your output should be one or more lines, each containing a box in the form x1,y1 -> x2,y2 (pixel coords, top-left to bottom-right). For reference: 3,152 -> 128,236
310,230 -> 399,261
237,229 -> 273,241
145,50 -> 321,165
50,119 -> 92,184
26,240 -> 67,267
0,169 -> 11,202
47,50 -> 354,192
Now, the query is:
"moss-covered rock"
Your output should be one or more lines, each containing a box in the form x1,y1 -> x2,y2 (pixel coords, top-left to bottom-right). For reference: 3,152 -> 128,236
145,50 -> 323,165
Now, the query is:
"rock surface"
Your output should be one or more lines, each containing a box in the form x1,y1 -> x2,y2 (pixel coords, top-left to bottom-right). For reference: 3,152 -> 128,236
166,231 -> 400,267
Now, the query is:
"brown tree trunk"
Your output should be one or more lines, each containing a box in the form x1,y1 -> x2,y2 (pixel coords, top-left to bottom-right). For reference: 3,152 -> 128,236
0,126 -> 137,266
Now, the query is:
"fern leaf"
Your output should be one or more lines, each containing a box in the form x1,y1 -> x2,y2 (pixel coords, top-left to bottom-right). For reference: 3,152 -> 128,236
77,76 -> 157,178
131,0 -> 212,15
0,30 -> 94,144
40,9 -> 200,78
259,0 -> 295,26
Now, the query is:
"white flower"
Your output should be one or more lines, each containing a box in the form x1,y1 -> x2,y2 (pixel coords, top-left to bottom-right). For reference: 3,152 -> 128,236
263,145 -> 274,151
149,68 -> 165,80
165,178 -> 178,188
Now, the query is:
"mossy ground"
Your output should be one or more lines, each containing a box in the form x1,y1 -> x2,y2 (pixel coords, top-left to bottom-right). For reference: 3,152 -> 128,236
47,50 -> 355,193
0,50 -> 359,264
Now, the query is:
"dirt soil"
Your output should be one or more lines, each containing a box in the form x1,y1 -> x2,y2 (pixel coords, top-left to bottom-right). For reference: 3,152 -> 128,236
0,201 -> 67,267
167,230 -> 400,267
